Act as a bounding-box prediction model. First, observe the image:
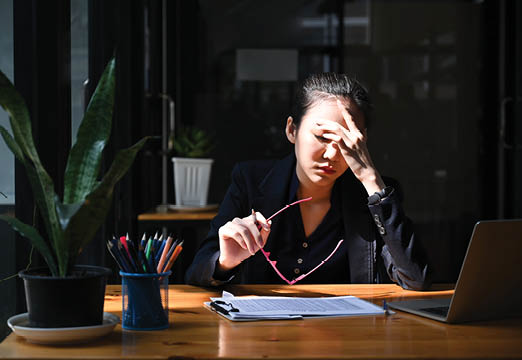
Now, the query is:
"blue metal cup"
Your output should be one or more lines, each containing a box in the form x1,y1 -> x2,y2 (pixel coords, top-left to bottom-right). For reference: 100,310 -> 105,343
120,271 -> 171,330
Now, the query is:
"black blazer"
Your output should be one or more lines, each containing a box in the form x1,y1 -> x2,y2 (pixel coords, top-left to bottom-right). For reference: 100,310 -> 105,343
185,154 -> 430,290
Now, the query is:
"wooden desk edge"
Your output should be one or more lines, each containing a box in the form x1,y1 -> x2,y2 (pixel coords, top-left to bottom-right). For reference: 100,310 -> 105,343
138,211 -> 218,221
3,285 -> 522,360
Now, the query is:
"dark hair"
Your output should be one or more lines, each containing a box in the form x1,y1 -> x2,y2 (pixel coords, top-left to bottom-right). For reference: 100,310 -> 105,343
291,73 -> 373,128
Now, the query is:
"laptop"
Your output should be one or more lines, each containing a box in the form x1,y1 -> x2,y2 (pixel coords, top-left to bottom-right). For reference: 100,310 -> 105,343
387,219 -> 522,323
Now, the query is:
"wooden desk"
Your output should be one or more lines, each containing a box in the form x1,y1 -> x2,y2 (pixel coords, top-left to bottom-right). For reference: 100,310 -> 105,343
1,284 -> 521,359
137,210 -> 218,221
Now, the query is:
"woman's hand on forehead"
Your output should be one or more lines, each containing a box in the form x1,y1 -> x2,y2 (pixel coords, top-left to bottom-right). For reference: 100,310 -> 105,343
310,121 -> 341,142
336,99 -> 366,134
310,100 -> 365,135
312,118 -> 366,144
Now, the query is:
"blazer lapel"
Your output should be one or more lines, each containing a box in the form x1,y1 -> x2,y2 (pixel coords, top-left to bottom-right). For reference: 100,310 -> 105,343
252,154 -> 296,216
251,154 -> 296,253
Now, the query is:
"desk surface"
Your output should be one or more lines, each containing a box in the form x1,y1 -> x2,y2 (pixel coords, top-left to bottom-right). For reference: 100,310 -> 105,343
1,284 -> 521,359
137,210 -> 218,221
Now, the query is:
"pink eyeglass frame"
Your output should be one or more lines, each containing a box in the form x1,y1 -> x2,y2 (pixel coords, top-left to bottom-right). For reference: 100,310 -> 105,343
255,197 -> 344,285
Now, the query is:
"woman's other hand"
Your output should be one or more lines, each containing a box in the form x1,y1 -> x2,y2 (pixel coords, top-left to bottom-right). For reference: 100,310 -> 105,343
217,211 -> 271,271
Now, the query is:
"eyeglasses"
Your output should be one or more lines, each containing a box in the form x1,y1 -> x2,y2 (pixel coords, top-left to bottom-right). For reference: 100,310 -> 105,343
256,197 -> 344,285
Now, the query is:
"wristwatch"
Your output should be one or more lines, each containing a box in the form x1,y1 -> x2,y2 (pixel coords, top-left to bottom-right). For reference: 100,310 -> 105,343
368,186 -> 394,205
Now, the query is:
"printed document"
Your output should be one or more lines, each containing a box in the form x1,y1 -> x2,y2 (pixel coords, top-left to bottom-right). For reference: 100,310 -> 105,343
205,292 -> 386,321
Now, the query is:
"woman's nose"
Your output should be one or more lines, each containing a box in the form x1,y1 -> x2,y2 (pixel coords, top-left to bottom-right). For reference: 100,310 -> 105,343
323,142 -> 339,160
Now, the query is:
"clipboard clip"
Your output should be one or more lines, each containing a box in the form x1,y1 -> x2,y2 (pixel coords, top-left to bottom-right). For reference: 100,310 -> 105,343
210,300 -> 240,315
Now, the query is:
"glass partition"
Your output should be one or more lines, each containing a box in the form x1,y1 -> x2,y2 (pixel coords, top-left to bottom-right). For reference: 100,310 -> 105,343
0,0 -> 15,342
0,0 -> 14,205
191,0 -> 486,282
71,0 -> 88,143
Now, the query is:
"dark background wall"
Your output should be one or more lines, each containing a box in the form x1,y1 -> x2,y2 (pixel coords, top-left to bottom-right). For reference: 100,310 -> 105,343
177,0 -> 508,283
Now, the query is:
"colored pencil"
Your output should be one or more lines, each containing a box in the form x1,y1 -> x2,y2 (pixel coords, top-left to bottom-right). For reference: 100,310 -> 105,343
156,236 -> 173,273
106,232 -> 183,274
155,236 -> 167,264
163,241 -> 183,273
138,243 -> 151,273
116,238 -> 135,272
107,240 -> 126,271
127,239 -> 144,273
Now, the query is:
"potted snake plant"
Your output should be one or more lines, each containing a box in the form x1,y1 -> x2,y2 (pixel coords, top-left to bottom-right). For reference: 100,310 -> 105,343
170,126 -> 214,206
0,58 -> 148,328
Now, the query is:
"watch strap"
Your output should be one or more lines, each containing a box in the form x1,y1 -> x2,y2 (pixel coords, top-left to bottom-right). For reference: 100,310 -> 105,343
368,186 -> 394,205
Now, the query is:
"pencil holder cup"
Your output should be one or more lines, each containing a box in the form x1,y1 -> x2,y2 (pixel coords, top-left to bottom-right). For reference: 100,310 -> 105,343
120,271 -> 171,330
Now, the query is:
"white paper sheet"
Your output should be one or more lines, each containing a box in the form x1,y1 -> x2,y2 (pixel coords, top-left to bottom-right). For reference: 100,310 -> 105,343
205,293 -> 387,321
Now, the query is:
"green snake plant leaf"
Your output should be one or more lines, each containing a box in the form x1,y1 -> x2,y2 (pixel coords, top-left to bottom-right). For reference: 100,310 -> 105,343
0,215 -> 58,276
16,156 -> 68,275
64,137 -> 149,259
0,59 -> 145,277
0,71 -> 39,164
55,198 -> 82,231
1,126 -> 68,275
0,70 -> 66,276
63,58 -> 115,204
0,125 -> 25,162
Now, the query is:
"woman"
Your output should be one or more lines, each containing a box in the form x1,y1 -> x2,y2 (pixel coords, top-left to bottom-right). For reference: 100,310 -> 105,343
185,73 -> 430,290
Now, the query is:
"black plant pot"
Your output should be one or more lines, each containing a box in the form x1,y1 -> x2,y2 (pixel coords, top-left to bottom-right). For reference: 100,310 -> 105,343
19,265 -> 111,328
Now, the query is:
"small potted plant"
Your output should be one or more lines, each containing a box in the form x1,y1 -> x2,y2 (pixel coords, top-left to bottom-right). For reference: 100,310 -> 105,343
0,58 -> 148,328
169,126 -> 214,206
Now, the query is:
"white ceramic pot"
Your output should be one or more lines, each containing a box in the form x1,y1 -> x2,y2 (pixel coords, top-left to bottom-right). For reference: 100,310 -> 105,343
171,157 -> 214,206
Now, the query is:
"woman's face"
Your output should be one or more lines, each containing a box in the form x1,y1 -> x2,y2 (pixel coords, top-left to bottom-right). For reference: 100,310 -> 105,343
286,96 -> 365,189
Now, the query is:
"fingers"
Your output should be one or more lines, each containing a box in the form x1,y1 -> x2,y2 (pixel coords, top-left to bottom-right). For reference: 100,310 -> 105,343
321,132 -> 341,142
219,211 -> 271,256
220,220 -> 253,254
253,211 -> 271,247
253,210 -> 270,230
233,217 -> 261,255
219,222 -> 247,251
336,99 -> 365,138
314,120 -> 362,150
314,119 -> 350,136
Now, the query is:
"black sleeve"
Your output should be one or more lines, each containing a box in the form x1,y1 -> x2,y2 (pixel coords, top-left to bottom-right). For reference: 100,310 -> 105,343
367,184 -> 431,291
184,164 -> 248,286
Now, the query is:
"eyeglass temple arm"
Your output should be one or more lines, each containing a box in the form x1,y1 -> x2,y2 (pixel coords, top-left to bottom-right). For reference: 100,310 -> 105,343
266,197 -> 313,222
260,249 -> 293,285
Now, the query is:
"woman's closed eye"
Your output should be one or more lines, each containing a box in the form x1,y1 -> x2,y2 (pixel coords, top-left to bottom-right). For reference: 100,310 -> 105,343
311,123 -> 342,143
315,134 -> 328,142
311,128 -> 331,142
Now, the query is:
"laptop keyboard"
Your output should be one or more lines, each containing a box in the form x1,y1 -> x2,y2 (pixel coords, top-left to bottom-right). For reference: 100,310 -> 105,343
420,306 -> 449,317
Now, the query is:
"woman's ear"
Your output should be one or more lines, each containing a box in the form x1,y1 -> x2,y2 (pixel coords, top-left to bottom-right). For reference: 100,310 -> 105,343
285,116 -> 297,144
